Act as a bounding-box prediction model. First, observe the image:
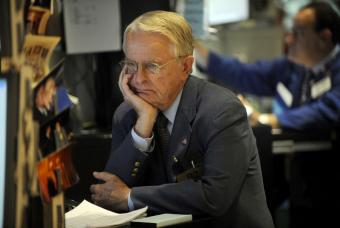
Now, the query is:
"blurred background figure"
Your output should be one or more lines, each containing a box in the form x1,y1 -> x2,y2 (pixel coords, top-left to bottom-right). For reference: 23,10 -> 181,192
196,2 -> 340,228
196,1 -> 340,131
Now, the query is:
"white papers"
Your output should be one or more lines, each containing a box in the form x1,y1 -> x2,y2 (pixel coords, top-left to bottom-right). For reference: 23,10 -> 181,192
63,0 -> 121,54
65,200 -> 147,228
131,213 -> 192,227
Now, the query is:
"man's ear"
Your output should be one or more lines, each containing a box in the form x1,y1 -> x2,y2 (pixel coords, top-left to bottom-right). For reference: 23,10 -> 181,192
182,55 -> 194,75
319,28 -> 332,42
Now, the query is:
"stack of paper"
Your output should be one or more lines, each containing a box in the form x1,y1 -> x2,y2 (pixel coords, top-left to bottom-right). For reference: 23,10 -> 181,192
65,200 -> 147,228
131,213 -> 192,227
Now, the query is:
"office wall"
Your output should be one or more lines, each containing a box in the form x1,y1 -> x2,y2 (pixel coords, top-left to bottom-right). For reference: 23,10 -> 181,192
220,25 -> 283,62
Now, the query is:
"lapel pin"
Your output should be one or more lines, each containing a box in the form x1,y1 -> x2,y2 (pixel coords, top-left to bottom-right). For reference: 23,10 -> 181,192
181,138 -> 187,145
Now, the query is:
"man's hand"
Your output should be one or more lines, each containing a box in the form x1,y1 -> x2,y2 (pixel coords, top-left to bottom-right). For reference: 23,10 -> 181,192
237,94 -> 280,128
237,94 -> 259,126
118,68 -> 157,138
194,41 -> 209,59
256,113 -> 280,128
90,171 -> 130,212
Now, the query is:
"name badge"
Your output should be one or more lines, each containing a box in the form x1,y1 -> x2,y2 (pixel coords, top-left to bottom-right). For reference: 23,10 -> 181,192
311,76 -> 331,99
277,82 -> 293,107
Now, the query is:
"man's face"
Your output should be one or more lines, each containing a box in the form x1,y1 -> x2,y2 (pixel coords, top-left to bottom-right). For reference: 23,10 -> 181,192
286,8 -> 325,67
124,31 -> 191,110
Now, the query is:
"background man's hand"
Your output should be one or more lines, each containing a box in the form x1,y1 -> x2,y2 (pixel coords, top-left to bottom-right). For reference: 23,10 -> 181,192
237,94 -> 280,128
90,171 -> 130,212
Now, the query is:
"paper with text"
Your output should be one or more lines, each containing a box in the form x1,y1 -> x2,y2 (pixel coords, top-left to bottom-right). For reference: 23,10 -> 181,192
63,0 -> 121,54
65,200 -> 147,228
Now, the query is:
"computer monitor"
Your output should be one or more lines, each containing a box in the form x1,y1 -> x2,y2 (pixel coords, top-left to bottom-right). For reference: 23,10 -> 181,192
0,75 -> 18,227
208,0 -> 249,25
0,78 -> 8,228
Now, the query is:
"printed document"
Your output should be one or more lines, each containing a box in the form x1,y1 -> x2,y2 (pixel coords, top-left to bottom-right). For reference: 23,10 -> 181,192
65,200 -> 147,228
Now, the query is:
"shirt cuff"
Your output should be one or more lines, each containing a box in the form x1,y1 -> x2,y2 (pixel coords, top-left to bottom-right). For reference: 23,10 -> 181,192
131,128 -> 154,152
127,191 -> 135,211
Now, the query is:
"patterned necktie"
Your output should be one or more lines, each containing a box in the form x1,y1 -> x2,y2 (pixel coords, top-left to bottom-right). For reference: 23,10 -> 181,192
301,69 -> 314,103
156,112 -> 170,154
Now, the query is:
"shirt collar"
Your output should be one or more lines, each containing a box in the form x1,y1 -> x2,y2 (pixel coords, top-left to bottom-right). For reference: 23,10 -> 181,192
162,89 -> 183,126
312,44 -> 340,74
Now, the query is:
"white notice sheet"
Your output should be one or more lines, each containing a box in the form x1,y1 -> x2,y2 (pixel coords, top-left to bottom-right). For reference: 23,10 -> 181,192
65,200 -> 147,228
63,0 -> 121,54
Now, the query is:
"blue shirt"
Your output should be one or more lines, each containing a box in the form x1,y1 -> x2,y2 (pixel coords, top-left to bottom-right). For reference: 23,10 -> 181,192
199,45 -> 340,130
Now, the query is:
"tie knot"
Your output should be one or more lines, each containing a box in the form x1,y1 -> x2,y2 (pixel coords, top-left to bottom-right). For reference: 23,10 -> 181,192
156,112 -> 168,129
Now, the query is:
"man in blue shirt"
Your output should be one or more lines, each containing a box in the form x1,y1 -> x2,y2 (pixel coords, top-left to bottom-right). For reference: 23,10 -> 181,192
196,2 -> 340,131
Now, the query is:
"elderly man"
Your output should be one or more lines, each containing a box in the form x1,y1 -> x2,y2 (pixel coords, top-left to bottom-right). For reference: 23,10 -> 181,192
90,10 -> 273,228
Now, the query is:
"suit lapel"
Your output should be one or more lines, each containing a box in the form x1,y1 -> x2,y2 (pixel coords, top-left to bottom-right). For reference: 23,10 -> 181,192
166,77 -> 198,172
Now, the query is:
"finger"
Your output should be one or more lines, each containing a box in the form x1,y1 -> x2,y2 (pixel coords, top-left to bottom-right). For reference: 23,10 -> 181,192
118,67 -> 133,97
119,77 -> 131,99
91,193 -> 101,204
93,171 -> 114,182
91,194 -> 96,204
121,74 -> 134,98
90,184 -> 99,193
237,94 -> 245,103
118,68 -> 125,93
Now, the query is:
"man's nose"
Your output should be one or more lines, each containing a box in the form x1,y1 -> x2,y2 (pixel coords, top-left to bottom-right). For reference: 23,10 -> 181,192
284,32 -> 295,46
282,32 -> 295,54
133,65 -> 148,84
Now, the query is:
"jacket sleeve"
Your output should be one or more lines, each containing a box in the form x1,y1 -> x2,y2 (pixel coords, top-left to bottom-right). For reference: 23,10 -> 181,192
278,78 -> 340,130
104,107 -> 152,187
201,51 -> 289,96
130,99 -> 264,217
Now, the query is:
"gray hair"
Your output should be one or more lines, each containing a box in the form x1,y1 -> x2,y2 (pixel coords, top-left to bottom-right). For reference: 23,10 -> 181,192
123,10 -> 194,57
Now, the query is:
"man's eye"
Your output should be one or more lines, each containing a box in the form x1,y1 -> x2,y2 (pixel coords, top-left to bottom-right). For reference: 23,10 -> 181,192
126,62 -> 136,68
126,63 -> 137,69
124,62 -> 137,74
146,63 -> 159,72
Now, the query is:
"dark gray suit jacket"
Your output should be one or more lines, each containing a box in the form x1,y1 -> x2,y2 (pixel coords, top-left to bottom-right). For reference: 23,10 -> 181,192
105,76 -> 274,228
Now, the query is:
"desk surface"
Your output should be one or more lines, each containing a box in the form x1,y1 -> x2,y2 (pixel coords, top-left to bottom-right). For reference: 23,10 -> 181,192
252,125 -> 337,155
271,128 -> 336,154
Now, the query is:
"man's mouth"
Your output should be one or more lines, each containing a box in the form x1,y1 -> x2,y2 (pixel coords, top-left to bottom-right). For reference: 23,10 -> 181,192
132,87 -> 151,94
136,90 -> 151,95
130,86 -> 138,93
